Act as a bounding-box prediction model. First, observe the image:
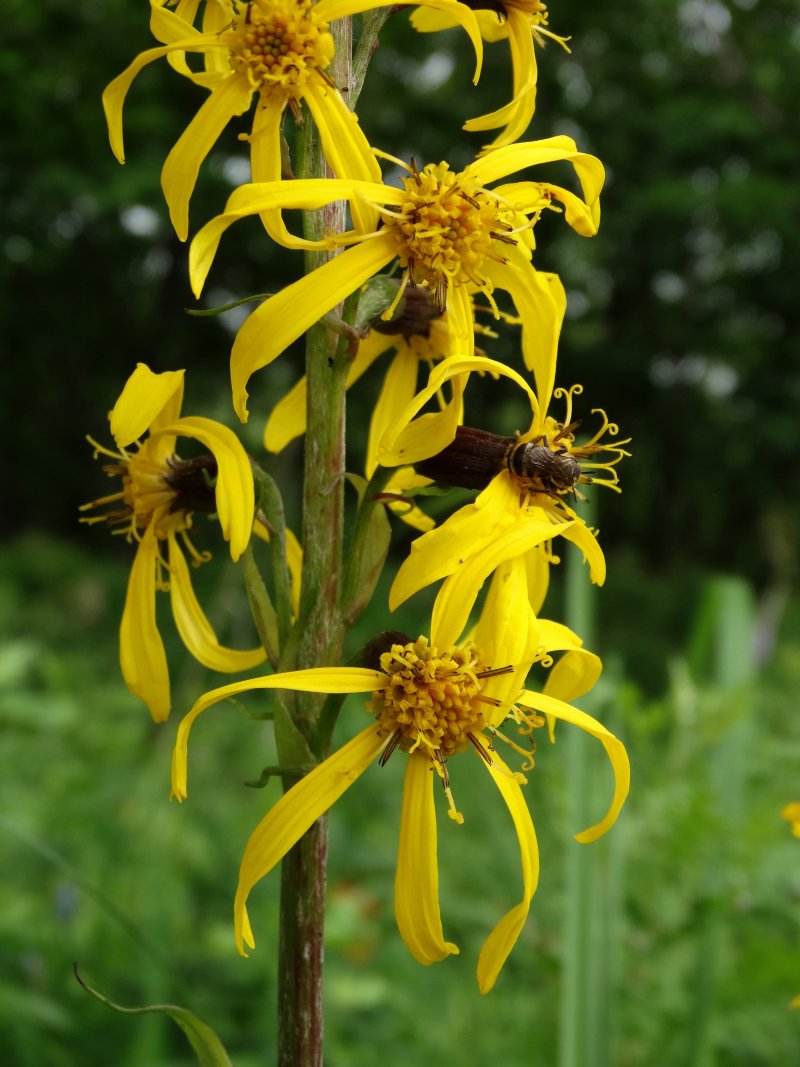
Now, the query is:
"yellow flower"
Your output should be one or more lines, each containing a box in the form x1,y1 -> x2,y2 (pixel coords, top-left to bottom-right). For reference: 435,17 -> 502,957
379,352 -> 629,631
171,556 -> 628,991
412,0 -> 570,151
188,136 -> 604,420
103,0 -> 483,241
81,363 -> 264,721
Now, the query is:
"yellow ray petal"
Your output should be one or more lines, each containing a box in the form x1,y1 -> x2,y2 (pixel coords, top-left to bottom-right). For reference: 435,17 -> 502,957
560,519 -> 606,586
189,178 -> 397,296
303,78 -> 381,234
230,233 -> 398,421
161,72 -> 253,241
171,667 -> 386,801
431,515 -> 574,648
519,689 -> 630,842
486,261 -> 564,417
120,533 -> 171,722
249,94 -> 333,250
379,354 -> 537,466
475,557 -> 541,715
318,0 -> 484,83
153,415 -> 255,561
465,8 -> 538,148
110,363 -> 185,450
544,647 -> 602,706
525,544 -> 551,615
168,534 -> 265,671
284,527 -> 303,619
477,750 -> 539,993
102,34 -> 223,163
367,348 -> 420,475
389,473 -> 520,610
234,724 -> 386,953
395,751 -> 459,964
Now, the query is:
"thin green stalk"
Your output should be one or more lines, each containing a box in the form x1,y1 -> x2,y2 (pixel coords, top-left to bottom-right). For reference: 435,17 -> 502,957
341,462 -> 394,622
274,17 -> 354,1067
241,542 -> 279,669
352,10 -> 391,108
253,464 -> 293,648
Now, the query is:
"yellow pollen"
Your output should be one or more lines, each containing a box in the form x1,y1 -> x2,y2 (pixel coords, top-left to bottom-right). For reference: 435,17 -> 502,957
227,0 -> 334,93
82,438 -> 191,543
381,163 -> 516,312
368,637 -> 490,762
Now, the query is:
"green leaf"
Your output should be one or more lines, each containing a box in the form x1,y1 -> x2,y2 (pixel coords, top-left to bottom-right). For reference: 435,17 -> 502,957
341,493 -> 391,622
73,966 -> 234,1067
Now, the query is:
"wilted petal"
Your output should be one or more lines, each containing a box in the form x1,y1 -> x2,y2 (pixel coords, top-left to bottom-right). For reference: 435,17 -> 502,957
395,752 -> 459,964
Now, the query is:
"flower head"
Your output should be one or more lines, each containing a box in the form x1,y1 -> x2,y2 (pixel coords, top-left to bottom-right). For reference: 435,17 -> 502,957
379,354 -> 629,638
170,560 -> 628,991
103,0 -> 483,241
81,363 -> 264,721
189,136 -> 604,420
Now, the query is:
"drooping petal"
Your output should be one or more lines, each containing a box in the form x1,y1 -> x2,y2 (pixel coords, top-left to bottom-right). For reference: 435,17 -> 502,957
161,72 -> 253,241
466,138 -> 605,228
168,533 -> 265,671
487,259 -> 564,419
389,473 -> 520,610
102,35 -> 224,163
474,557 -> 541,716
189,179 -> 397,296
304,78 -> 381,234
384,468 -> 436,533
395,751 -> 460,963
525,544 -> 551,615
249,94 -> 333,250
519,689 -> 630,842
446,280 -> 474,358
476,751 -> 539,993
120,533 -> 171,722
234,724 -> 386,953
229,233 -> 398,421
464,8 -> 538,149
560,519 -> 606,586
152,415 -> 255,561
318,0 -> 484,83
110,363 -> 185,451
431,514 -> 574,648
378,354 -> 537,466
171,667 -> 386,800
367,348 -> 420,475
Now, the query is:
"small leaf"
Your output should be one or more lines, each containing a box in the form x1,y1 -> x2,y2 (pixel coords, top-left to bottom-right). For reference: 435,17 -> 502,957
74,965 -> 234,1067
273,695 -> 317,769
354,275 -> 403,332
342,498 -> 391,622
185,292 -> 273,317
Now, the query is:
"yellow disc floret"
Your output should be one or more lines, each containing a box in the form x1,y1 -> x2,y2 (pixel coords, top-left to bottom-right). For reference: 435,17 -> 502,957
227,0 -> 334,93
369,636 -> 491,760
381,162 -> 519,311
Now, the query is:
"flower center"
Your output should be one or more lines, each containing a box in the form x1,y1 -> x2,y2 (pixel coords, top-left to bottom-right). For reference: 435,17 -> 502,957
368,636 -> 492,761
81,439 -> 195,543
381,162 -> 518,312
227,0 -> 334,92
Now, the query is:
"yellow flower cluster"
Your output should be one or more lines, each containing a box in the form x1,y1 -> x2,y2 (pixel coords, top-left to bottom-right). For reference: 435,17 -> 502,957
94,0 -> 631,993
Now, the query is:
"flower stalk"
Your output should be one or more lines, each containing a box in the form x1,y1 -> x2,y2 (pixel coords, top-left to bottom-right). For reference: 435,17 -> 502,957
275,16 -> 354,1066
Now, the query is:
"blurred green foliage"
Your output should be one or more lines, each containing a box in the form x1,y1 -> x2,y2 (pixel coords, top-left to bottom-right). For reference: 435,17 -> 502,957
2,0 -> 799,1063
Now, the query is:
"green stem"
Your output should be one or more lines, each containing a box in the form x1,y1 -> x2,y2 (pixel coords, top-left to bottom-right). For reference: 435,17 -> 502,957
352,10 -> 391,108
274,18 -> 354,1067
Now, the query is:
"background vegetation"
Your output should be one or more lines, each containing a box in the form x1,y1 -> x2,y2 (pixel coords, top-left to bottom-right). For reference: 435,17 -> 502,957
2,0 -> 799,1063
